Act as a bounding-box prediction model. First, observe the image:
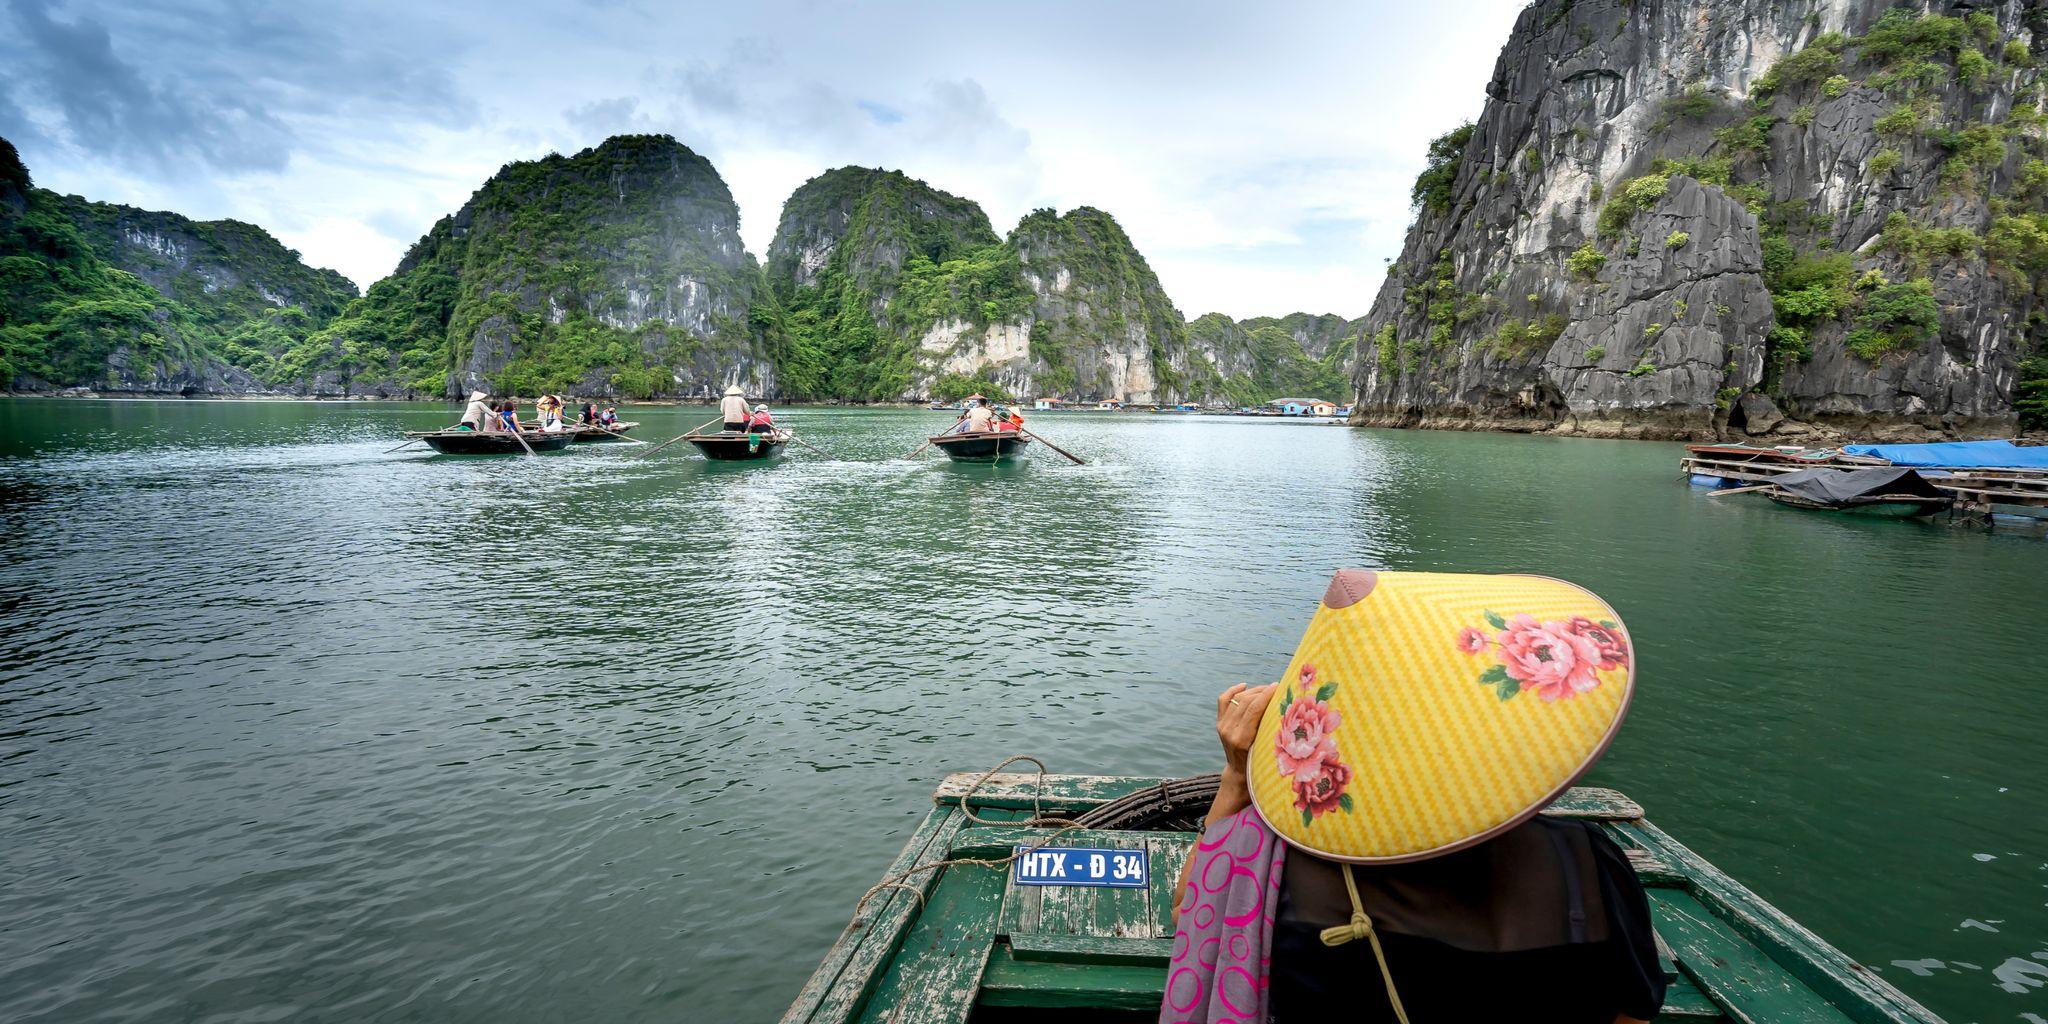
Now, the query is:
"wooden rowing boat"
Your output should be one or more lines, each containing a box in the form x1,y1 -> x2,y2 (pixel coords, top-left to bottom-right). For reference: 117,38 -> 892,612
1766,491 -> 1951,517
565,420 -> 639,442
404,429 -> 576,454
783,772 -> 1944,1024
683,429 -> 788,461
931,430 -> 1030,462
1762,467 -> 1952,518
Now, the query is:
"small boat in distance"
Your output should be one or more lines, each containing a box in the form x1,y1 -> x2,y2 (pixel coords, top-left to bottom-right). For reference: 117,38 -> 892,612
930,430 -> 1030,462
683,429 -> 789,461
405,430 -> 576,455
783,771 -> 1944,1024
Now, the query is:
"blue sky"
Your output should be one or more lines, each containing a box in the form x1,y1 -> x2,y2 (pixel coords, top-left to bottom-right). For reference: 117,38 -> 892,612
0,0 -> 1525,318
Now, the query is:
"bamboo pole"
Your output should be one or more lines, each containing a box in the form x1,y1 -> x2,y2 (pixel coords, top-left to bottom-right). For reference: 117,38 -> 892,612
1017,426 -> 1084,465
642,415 -> 725,458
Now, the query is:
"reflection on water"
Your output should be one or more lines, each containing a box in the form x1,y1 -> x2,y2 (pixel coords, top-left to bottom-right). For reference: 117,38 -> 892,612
0,399 -> 2043,1022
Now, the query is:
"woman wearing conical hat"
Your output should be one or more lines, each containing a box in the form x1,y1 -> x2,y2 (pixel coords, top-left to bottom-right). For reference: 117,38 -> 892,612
457,390 -> 491,431
1163,569 -> 1664,1024
720,384 -> 750,433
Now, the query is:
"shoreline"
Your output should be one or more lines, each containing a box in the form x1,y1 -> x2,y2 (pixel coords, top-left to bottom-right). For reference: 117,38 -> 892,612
8,389 -> 2039,444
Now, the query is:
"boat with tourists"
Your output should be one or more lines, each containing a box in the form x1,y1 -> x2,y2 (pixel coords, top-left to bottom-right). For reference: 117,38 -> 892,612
682,428 -> 791,461
404,429 -> 576,455
782,771 -> 1946,1024
562,420 -> 639,442
929,430 -> 1030,462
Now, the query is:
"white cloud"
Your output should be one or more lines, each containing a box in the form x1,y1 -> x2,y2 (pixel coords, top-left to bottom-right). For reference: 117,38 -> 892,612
2,0 -> 1528,317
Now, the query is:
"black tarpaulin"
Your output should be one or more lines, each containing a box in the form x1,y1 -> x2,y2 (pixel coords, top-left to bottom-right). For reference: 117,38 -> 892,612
1772,467 -> 1947,503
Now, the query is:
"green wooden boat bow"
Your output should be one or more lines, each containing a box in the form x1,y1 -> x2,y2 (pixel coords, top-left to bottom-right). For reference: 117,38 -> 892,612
783,772 -> 1944,1024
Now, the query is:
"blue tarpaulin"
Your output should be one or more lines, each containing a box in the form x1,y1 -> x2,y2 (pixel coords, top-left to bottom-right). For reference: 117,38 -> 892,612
1840,440 -> 2048,469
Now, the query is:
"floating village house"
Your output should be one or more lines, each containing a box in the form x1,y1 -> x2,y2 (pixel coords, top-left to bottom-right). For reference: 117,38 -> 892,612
1270,397 -> 1338,417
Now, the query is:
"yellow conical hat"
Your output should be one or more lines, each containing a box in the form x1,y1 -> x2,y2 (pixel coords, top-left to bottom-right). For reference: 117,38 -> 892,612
1249,569 -> 1635,864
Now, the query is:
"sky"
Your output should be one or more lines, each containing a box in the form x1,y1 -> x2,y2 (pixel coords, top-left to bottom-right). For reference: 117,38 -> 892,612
0,0 -> 1526,319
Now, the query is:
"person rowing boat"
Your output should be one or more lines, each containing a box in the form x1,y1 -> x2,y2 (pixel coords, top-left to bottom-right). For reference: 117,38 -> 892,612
457,390 -> 491,431
951,395 -> 995,434
720,383 -> 754,432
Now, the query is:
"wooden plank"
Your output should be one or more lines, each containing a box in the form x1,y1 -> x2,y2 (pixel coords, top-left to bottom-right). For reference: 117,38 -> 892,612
933,772 -> 1168,814
950,825 -> 1160,859
781,807 -> 967,1024
1651,889 -> 1856,1024
982,944 -> 1727,1018
1610,820 -> 1943,1024
856,865 -> 1007,1024
1147,833 -> 1196,938
1008,933 -> 1173,967
1543,786 -> 1643,820
976,948 -> 1165,1011
1627,846 -> 1686,886
1663,975 -> 1732,1021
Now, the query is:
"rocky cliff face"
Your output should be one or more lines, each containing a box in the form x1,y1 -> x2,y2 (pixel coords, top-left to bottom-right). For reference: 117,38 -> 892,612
0,136 -> 358,394
759,169 -> 1191,403
1356,0 -> 2048,440
1185,312 -> 1362,405
303,134 -> 763,398
1007,207 -> 1189,404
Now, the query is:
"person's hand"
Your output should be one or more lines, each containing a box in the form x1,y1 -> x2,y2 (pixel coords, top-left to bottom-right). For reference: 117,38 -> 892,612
1215,682 -> 1277,775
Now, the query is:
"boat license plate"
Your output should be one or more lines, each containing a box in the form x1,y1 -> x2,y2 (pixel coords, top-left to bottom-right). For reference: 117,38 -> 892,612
1011,846 -> 1148,888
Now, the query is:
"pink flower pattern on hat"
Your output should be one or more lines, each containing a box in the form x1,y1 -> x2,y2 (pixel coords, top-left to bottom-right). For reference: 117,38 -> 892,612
1270,663 -> 1354,826
1456,610 -> 1631,702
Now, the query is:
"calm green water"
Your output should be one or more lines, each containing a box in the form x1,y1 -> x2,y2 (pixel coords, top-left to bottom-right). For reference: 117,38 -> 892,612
2,398 -> 2045,1022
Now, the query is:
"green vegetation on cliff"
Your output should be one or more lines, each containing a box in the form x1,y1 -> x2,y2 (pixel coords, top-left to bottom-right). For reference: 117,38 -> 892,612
1,137 -> 357,390
299,134 -> 758,398
756,168 -> 1028,400
1013,206 -> 1187,400
1185,312 -> 1354,405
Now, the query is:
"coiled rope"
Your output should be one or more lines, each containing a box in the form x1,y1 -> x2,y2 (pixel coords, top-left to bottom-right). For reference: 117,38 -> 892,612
851,756 -> 1087,921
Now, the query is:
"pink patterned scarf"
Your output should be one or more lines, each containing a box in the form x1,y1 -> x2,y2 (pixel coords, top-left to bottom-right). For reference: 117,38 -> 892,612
1160,807 -> 1285,1024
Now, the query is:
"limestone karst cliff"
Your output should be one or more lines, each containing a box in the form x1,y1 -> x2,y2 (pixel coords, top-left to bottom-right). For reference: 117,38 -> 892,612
755,168 -> 1194,403
0,137 -> 358,394
1356,0 -> 2048,439
1184,312 -> 1362,406
298,134 -> 764,398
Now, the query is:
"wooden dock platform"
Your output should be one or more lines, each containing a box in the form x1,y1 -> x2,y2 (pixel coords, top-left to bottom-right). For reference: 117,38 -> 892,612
1681,451 -> 2048,517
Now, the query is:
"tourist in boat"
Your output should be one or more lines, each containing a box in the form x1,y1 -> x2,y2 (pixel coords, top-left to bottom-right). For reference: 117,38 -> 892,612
721,384 -> 751,433
600,406 -> 619,428
537,395 -> 566,433
1167,571 -> 1664,1024
578,400 -> 599,426
457,390 -> 491,431
492,400 -> 523,433
746,405 -> 775,433
1001,407 -> 1024,432
952,397 -> 996,434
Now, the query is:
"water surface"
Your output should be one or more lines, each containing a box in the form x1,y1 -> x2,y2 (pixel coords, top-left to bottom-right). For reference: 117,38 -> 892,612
2,399 -> 2044,1022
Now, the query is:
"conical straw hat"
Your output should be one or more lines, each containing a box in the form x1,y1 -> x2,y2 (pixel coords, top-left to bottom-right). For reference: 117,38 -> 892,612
1249,569 -> 1635,864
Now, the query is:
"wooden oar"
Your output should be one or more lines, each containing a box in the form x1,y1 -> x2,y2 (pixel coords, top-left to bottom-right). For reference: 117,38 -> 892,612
384,437 -> 426,454
642,415 -> 724,458
582,422 -> 646,445
905,414 -> 969,459
786,432 -> 835,459
1018,426 -> 1085,465
479,418 -> 540,457
1707,483 -> 1776,497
